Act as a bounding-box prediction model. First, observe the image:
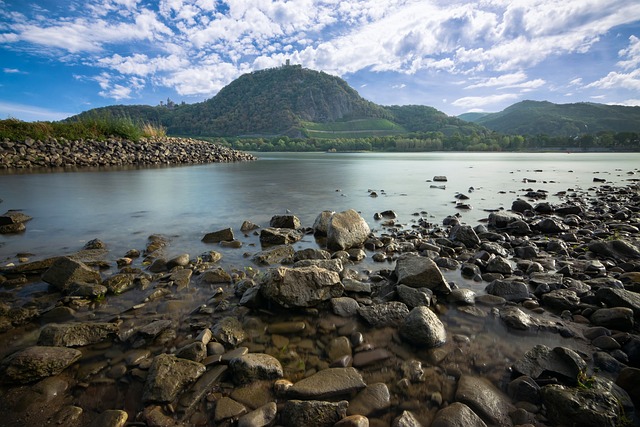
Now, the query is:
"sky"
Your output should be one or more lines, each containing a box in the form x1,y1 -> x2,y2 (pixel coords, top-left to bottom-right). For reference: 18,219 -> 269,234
0,0 -> 639,122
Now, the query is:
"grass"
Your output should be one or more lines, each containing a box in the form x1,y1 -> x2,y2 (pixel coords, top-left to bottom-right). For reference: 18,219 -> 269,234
302,118 -> 406,138
0,115 -> 167,142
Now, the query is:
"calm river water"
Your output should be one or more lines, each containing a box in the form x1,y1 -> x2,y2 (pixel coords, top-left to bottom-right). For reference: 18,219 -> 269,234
1,151 -> 639,266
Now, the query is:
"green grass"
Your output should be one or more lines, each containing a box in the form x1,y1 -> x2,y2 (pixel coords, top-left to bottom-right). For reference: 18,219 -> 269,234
0,115 -> 166,142
302,118 -> 406,138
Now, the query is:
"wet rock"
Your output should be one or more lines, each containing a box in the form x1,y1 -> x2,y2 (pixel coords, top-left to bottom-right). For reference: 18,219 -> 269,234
348,383 -> 390,416
90,409 -> 128,427
202,228 -> 234,243
488,211 -> 522,228
392,410 -> 423,427
541,383 -> 621,427
485,279 -> 529,302
594,351 -> 626,374
506,219 -> 532,235
294,258 -> 344,274
259,227 -> 303,245
178,365 -> 228,418
357,301 -> 410,327
240,221 -> 260,232
512,345 -> 587,385
542,289 -> 580,311
616,367 -> 640,408
200,267 -> 232,284
215,396 -> 247,423
66,281 -> 108,298
327,336 -> 352,361
589,239 -> 640,261
532,217 -> 568,233
38,322 -> 118,347
396,284 -> 433,308
287,367 -> 366,399
400,306 -> 446,348
449,225 -> 481,248
142,354 -> 206,403
229,353 -> 283,385
431,402 -> 487,427
327,209 -> 371,251
448,288 -> 476,305
213,316 -> 246,347
252,245 -> 295,266
282,399 -> 348,427
395,253 -> 451,293
270,214 -> 300,229
486,255 -> 513,275
511,199 -> 533,213
335,414 -> 369,427
42,257 -> 101,291
331,297 -> 360,317
500,306 -> 533,330
507,375 -> 541,403
596,287 -> 640,316
238,401 -> 278,427
590,307 -> 634,331
343,278 -> 372,294
259,266 -> 343,308
0,210 -> 32,226
313,210 -> 334,236
103,273 -> 137,294
0,346 -> 82,383
352,349 -> 392,368
176,341 -> 207,362
455,375 -> 514,426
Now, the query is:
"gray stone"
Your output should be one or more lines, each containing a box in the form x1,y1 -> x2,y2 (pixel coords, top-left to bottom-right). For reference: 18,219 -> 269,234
331,297 -> 360,317
175,341 -> 207,362
42,257 -> 101,291
597,287 -> 640,317
343,278 -> 372,294
485,279 -> 529,302
392,410 -> 423,427
282,400 -> 348,427
252,245 -> 295,266
313,210 -> 334,236
400,306 -> 446,348
259,227 -> 303,245
347,383 -> 390,416
488,211 -> 522,228
396,284 -> 433,308
449,225 -> 481,248
212,316 -> 246,347
327,209 -> 371,251
395,253 -> 451,293
455,375 -> 514,426
542,383 -> 621,427
542,289 -> 581,311
287,367 -> 366,399
38,322 -> 118,347
0,345 -> 82,383
167,253 -> 190,269
202,228 -> 234,243
589,239 -> 640,261
357,301 -> 410,327
214,397 -> 247,422
512,345 -> 587,385
238,402 -> 278,427
229,353 -> 283,385
507,375 -> 540,403
270,214 -> 300,229
143,354 -> 205,403
240,221 -> 260,232
178,365 -> 228,418
327,336 -> 352,361
259,266 -> 343,308
532,217 -> 568,233
90,410 -> 128,427
448,288 -> 476,305
293,258 -> 344,274
431,402 -> 487,427
511,199 -> 533,213
486,256 -> 513,275
500,306 -> 533,330
200,267 -> 232,284
591,307 -> 634,331
103,273 -> 136,294
0,210 -> 32,226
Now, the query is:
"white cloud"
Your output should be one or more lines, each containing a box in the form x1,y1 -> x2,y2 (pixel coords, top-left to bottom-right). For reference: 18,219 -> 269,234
0,101 -> 75,121
392,83 -> 406,89
452,93 -> 519,109
586,69 -> 640,91
612,99 -> 640,106
3,68 -> 20,73
569,77 -> 583,86
617,35 -> 640,70
465,71 -> 528,89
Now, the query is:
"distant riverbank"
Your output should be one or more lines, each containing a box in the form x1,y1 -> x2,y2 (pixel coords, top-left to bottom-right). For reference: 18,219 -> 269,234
0,136 -> 255,169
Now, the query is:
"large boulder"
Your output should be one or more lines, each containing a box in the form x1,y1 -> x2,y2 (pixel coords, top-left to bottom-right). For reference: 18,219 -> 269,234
259,266 -> 343,308
399,306 -> 446,348
313,210 -> 334,236
259,227 -> 303,245
512,345 -> 587,385
326,209 -> 370,251
42,257 -> 101,291
0,346 -> 82,383
395,253 -> 451,293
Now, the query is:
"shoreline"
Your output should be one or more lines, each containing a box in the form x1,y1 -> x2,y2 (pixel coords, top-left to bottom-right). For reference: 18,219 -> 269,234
0,177 -> 639,425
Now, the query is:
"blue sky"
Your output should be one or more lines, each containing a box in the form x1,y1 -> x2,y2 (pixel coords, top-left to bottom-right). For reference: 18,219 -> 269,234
1,0 -> 639,122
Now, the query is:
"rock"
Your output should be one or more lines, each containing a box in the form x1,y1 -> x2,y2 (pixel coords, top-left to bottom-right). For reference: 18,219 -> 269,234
327,209 -> 371,251
282,400 -> 348,427
327,336 -> 352,361
214,397 -> 247,423
229,353 -> 283,385
449,225 -> 481,248
252,245 -> 295,266
287,367 -> 366,399
488,211 -> 522,228
202,228 -> 234,243
293,258 -> 344,274
178,365 -> 228,417
589,239 -> 640,261
511,199 -> 533,213
506,219 -> 531,235
212,316 -> 246,347
352,348 -> 392,368
240,220 -> 260,232
596,287 -> 640,317
0,210 -> 32,226
512,345 -> 587,385
400,306 -> 446,348
166,253 -> 190,269
237,402 -> 278,427
200,267 -> 232,284
357,301 -> 410,327
396,284 -> 433,308
532,217 -> 568,233
347,383 -> 390,416
259,266 -> 343,308
313,210 -> 334,236
448,288 -> 475,305
433,175 -> 447,181
486,255 -> 513,275
0,346 -> 82,383
269,214 -> 301,229
343,278 -> 372,294
392,410 -> 423,427
616,367 -> 640,408
103,273 -> 136,294
507,375 -> 541,403
455,375 -> 514,426
331,297 -> 360,317
541,383 -> 622,427
590,307 -> 634,331
542,289 -> 581,311
42,257 -> 101,291
431,402 -> 487,427
142,354 -> 206,403
395,253 -> 451,293
90,409 -> 128,427
335,415 -> 369,427
67,281 -> 108,298
259,227 -> 303,245
500,306 -> 534,330
38,322 -> 118,347
485,279 -> 529,302
175,341 -> 207,362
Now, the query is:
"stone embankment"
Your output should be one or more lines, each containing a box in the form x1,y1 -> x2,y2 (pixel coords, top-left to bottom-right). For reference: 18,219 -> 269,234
0,181 -> 640,426
0,136 -> 255,169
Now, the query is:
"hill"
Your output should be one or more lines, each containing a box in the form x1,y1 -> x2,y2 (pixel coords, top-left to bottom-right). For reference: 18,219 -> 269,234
467,100 -> 640,136
69,65 -> 484,138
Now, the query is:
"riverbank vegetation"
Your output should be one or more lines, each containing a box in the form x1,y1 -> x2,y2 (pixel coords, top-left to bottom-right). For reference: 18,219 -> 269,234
0,116 -> 166,142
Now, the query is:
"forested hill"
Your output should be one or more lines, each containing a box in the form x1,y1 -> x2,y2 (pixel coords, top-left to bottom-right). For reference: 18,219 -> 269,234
462,100 -> 640,137
68,65 -> 484,138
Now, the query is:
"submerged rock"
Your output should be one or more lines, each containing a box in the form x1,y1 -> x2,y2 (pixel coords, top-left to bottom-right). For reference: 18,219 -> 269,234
542,383 -> 622,427
38,322 -> 119,347
455,375 -> 514,426
143,354 -> 206,403
287,367 -> 366,399
400,306 -> 446,348
41,257 -> 101,291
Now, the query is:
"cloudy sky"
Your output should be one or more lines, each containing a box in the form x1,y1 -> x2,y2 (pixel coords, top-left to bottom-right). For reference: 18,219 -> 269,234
1,0 -> 639,122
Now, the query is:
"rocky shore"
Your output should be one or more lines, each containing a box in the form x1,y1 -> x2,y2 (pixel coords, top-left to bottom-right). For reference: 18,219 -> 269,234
0,179 -> 639,427
0,136 -> 256,169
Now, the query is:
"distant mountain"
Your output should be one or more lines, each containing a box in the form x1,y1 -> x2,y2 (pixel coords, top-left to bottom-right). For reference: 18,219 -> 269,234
464,100 -> 640,136
69,65 -> 484,138
457,112 -> 491,123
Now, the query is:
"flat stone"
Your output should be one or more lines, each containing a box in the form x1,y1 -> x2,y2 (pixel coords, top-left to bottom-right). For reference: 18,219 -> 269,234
455,375 -> 514,426
237,402 -> 278,427
259,266 -> 343,308
485,279 -> 529,302
42,257 -> 101,291
38,322 -> 118,347
596,287 -> 640,317
0,345 -> 82,383
202,228 -> 234,243
512,345 -> 587,385
357,301 -> 409,327
395,253 -> 451,293
431,402 -> 487,427
288,367 -> 366,399
282,400 -> 348,427
178,365 -> 228,418
591,307 -> 634,331
347,383 -> 390,416
229,353 -> 284,385
143,354 -> 206,403
90,409 -> 128,427
352,349 -> 392,368
214,397 -> 247,422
